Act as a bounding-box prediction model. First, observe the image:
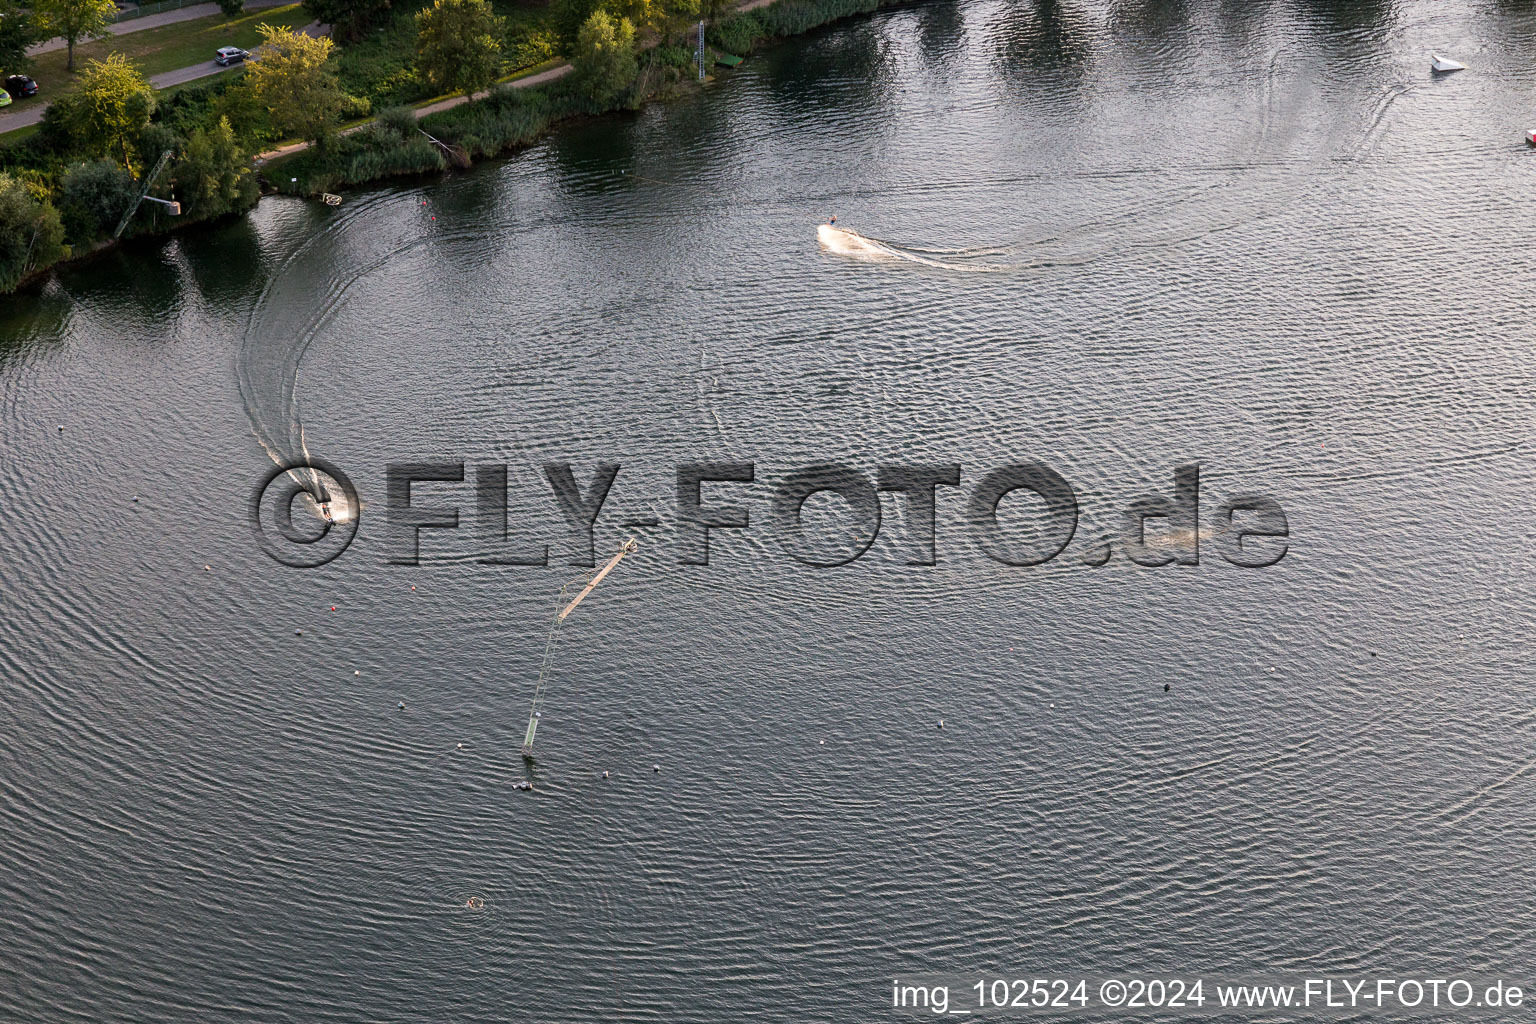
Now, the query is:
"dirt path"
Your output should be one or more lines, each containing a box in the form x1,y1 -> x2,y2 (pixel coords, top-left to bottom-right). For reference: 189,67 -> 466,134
254,62 -> 572,163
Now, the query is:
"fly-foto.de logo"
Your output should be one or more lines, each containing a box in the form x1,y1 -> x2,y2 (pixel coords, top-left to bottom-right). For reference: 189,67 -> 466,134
250,461 -> 1289,570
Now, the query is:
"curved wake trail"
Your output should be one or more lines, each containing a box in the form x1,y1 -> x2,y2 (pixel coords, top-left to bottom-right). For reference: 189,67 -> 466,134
816,224 -> 1020,272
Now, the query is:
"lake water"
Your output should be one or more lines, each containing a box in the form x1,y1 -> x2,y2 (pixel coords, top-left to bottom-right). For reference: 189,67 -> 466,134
4,1 -> 1536,1020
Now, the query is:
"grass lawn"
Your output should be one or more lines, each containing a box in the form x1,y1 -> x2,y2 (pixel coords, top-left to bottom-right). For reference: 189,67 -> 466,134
3,4 -> 312,117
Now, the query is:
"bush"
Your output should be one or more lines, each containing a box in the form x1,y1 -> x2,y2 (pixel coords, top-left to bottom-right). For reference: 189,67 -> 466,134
573,9 -> 637,103
0,173 -> 67,291
136,122 -> 184,169
172,116 -> 258,222
270,129 -> 447,193
707,11 -> 761,55
654,43 -> 691,70
552,0 -> 605,52
504,23 -> 557,69
376,104 -> 419,138
420,80 -> 566,157
58,159 -> 137,243
217,0 -> 244,13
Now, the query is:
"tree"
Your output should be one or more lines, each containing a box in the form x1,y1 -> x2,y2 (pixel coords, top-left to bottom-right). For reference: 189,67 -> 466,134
573,9 -> 636,103
609,0 -> 697,42
171,116 -> 257,221
301,0 -> 389,43
0,0 -> 43,76
32,0 -> 115,72
552,0 -> 604,51
607,0 -> 656,36
0,173 -> 66,292
47,54 -> 155,167
217,0 -> 244,15
414,0 -> 503,98
243,24 -> 347,147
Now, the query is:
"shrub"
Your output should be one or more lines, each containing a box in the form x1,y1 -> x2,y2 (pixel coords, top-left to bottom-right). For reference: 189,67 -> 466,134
0,173 -> 67,290
707,12 -> 761,55
58,159 -> 137,243
654,43 -> 691,70
136,123 -> 184,169
504,23 -> 557,69
376,104 -> 420,138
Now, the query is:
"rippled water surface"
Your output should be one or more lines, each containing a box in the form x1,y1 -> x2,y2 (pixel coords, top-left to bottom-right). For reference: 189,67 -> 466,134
4,1 -> 1536,1020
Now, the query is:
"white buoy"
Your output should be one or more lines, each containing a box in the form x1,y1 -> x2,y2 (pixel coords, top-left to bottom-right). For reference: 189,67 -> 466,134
1526,129 -> 1536,147
1430,53 -> 1466,73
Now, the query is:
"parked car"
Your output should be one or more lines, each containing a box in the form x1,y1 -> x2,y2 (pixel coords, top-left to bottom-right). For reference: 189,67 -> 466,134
214,46 -> 250,66
0,89 -> 10,108
4,75 -> 37,98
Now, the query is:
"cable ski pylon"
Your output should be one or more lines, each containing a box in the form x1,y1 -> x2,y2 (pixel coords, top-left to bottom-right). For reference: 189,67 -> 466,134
521,538 -> 638,757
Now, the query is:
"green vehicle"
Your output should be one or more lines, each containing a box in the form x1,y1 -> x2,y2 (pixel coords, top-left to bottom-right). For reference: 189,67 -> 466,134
0,89 -> 11,107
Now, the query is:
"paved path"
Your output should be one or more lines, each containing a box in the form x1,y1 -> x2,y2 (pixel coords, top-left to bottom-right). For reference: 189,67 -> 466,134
27,0 -> 289,56
0,20 -> 327,134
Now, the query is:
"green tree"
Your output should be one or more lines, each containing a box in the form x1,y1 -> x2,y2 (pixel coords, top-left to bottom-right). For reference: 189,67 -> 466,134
655,0 -> 701,43
58,158 -> 136,242
552,0 -> 604,51
607,0 -> 655,35
0,173 -> 66,292
414,0 -> 503,98
46,54 -> 155,166
0,0 -> 43,76
301,0 -> 389,43
243,24 -> 347,147
171,116 -> 257,220
573,9 -> 636,103
32,0 -> 115,72
610,0 -> 697,42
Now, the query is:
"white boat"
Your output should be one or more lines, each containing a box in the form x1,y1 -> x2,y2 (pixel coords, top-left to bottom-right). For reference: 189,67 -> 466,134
1430,53 -> 1466,73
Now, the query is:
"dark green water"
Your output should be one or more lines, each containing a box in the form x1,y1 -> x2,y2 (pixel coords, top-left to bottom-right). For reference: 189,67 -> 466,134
5,1 -> 1536,1020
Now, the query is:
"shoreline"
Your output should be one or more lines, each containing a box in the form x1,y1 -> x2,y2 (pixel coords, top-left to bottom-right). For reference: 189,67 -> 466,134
5,0 -> 902,294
